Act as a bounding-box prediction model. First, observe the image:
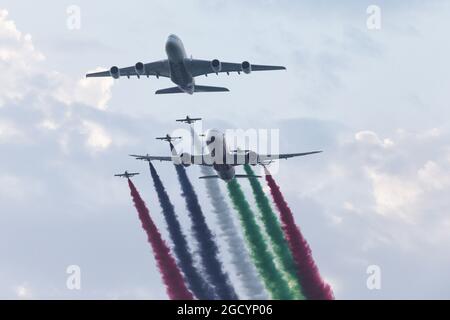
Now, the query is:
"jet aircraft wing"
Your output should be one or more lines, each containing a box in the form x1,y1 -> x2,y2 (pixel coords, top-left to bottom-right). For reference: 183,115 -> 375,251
130,154 -> 173,162
258,151 -> 322,162
129,154 -> 213,166
86,60 -> 170,78
188,59 -> 286,77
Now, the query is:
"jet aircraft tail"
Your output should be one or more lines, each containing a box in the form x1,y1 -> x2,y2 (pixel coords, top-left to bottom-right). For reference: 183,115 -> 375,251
155,87 -> 184,94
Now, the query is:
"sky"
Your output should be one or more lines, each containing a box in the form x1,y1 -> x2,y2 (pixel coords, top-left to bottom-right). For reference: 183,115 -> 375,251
0,0 -> 449,299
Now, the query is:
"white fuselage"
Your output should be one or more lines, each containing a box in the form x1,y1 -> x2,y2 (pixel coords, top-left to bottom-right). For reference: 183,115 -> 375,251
205,129 -> 236,182
165,34 -> 195,94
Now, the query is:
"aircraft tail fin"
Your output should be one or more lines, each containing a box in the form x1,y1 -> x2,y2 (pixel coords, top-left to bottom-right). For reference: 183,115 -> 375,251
194,85 -> 229,93
155,87 -> 184,94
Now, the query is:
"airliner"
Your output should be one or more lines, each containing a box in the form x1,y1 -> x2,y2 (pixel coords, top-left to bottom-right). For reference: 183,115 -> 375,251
86,34 -> 286,95
130,130 -> 321,182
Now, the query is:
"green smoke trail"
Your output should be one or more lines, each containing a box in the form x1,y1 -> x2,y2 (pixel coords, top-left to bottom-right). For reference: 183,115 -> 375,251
226,178 -> 294,300
244,165 -> 305,300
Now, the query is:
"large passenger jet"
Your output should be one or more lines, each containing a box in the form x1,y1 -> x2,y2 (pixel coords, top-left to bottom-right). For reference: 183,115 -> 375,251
130,130 -> 321,182
86,34 -> 286,95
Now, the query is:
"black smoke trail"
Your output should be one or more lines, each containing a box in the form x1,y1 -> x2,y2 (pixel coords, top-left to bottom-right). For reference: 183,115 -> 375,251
175,164 -> 238,300
149,162 -> 215,300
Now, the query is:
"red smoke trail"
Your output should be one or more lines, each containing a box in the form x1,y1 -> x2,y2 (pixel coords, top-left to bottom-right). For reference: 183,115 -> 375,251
264,170 -> 334,300
127,179 -> 194,300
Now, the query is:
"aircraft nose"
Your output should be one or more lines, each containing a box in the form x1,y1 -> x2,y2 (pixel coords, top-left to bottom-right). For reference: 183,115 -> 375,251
168,34 -> 179,41
166,35 -> 178,51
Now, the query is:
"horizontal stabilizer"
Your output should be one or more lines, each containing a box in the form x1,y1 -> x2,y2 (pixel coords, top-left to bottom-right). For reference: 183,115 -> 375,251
234,174 -> 261,179
155,87 -> 184,94
194,85 -> 229,93
199,175 -> 220,179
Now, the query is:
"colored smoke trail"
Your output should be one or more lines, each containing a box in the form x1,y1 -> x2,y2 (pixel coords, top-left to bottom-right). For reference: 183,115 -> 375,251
200,166 -> 269,299
226,179 -> 294,300
190,127 -> 268,299
175,165 -> 238,300
127,179 -> 194,300
243,165 -> 304,300
149,162 -> 215,300
264,170 -> 334,300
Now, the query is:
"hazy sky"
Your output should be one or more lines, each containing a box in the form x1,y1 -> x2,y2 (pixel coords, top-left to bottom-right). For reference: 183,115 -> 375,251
0,0 -> 449,299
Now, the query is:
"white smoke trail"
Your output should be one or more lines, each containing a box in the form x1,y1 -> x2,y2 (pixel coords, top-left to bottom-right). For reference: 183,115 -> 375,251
192,127 -> 268,299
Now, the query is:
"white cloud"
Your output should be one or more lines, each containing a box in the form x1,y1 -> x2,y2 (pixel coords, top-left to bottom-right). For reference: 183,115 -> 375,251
418,161 -> 450,191
367,168 -> 422,221
0,119 -> 24,143
14,283 -> 32,299
53,69 -> 114,110
355,130 -> 394,148
37,119 -> 59,131
0,10 -> 112,111
82,120 -> 112,151
0,10 -> 45,107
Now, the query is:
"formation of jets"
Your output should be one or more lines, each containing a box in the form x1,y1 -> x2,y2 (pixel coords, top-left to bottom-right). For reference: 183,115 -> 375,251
87,34 -> 286,95
108,35 -> 322,181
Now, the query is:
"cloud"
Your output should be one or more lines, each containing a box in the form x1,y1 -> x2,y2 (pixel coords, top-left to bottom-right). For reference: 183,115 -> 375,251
355,130 -> 394,148
14,283 -> 32,299
81,120 -> 112,151
0,9 -> 113,113
0,119 -> 24,143
0,10 -> 45,107
367,168 -> 422,220
418,160 -> 450,191
53,69 -> 114,110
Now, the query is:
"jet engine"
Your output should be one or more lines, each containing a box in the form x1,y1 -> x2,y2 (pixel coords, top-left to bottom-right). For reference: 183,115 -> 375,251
211,59 -> 222,73
246,151 -> 259,165
110,66 -> 120,79
135,62 -> 145,75
179,152 -> 192,167
241,61 -> 252,74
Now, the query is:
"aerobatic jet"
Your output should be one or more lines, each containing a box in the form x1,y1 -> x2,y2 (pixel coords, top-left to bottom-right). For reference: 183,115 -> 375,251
176,115 -> 202,124
86,34 -> 286,94
155,134 -> 182,142
114,171 -> 140,178
130,129 -> 321,182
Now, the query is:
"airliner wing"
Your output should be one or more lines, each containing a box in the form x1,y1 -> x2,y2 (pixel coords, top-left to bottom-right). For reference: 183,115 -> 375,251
188,59 -> 286,77
86,60 -> 170,78
129,154 -> 213,166
258,151 -> 322,162
130,154 -> 173,162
